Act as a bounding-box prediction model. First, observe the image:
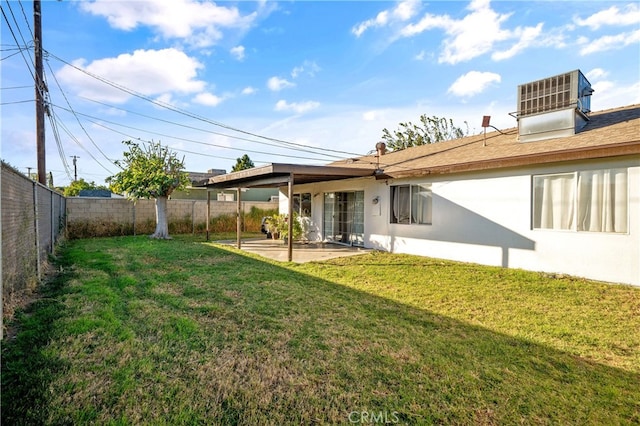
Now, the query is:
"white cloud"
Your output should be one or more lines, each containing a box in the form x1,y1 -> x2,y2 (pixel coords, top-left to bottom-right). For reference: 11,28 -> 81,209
56,48 -> 205,103
398,0 -> 547,64
448,71 -> 501,97
274,100 -> 320,114
230,46 -> 245,61
267,76 -> 295,91
291,61 -> 321,78
362,110 -> 381,121
492,23 -> 543,61
586,68 -> 609,81
414,50 -> 426,61
193,92 -> 224,106
352,0 -> 420,37
241,86 -> 257,95
590,80 -> 640,111
352,10 -> 389,37
580,29 -> 640,55
79,0 -> 257,47
574,4 -> 640,30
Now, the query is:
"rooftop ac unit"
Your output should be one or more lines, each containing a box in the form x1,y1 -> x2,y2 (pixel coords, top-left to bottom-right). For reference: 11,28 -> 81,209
516,70 -> 593,142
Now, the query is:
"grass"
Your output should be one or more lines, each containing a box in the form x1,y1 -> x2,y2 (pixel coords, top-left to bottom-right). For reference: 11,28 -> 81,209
2,235 -> 639,425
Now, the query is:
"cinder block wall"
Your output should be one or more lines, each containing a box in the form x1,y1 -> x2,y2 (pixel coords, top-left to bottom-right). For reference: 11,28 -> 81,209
2,162 -> 66,329
66,197 -> 276,234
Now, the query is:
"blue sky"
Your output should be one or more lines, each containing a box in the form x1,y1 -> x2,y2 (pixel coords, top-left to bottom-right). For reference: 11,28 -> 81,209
2,0 -> 639,187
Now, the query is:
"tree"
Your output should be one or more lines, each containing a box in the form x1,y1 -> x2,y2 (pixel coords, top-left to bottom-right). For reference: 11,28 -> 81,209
231,154 -> 255,172
381,115 -> 468,151
63,178 -> 108,197
107,140 -> 189,239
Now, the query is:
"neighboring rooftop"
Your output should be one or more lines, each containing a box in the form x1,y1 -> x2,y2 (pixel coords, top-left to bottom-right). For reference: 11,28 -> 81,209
187,169 -> 226,186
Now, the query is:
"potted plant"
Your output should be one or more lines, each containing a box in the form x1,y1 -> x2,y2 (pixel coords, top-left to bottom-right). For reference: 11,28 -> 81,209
265,214 -> 302,242
280,213 -> 303,243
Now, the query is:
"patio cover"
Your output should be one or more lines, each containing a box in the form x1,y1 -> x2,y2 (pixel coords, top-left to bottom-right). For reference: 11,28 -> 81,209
198,163 -> 376,261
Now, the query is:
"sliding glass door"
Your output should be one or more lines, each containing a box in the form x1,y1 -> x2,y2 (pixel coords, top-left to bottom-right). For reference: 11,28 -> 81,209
323,191 -> 364,247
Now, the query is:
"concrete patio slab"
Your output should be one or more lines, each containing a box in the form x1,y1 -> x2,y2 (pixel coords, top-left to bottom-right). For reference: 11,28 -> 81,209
216,238 -> 371,263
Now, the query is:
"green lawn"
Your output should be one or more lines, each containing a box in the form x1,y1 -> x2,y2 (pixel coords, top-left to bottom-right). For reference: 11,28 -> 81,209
2,235 -> 639,425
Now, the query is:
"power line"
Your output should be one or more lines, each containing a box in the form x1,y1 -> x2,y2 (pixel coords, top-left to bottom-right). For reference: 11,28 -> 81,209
46,50 -> 365,158
75,111 -> 334,163
0,99 -> 33,105
44,57 -> 121,170
0,5 -> 37,92
0,85 -> 33,90
48,108 -> 115,175
80,96 -> 349,160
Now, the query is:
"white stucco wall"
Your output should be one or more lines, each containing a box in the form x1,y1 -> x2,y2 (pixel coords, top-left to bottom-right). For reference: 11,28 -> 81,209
282,155 -> 639,286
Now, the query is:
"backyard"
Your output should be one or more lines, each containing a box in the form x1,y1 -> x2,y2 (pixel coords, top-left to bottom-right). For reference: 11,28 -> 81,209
2,235 -> 639,425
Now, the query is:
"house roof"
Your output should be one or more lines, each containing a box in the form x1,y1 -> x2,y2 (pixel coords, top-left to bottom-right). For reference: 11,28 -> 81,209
200,104 -> 639,189
201,162 -> 376,189
332,104 -> 640,179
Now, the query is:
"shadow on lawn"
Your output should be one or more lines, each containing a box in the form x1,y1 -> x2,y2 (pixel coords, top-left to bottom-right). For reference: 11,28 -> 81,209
2,236 -> 639,425
1,260 -> 72,425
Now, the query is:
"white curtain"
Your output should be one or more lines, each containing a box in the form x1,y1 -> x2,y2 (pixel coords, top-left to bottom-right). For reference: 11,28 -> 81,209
578,169 -> 627,232
537,174 -> 575,230
411,185 -> 432,225
392,186 -> 410,224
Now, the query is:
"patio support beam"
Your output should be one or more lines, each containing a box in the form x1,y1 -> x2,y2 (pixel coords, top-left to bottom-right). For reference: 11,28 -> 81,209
237,188 -> 242,249
287,174 -> 293,262
206,190 -> 210,241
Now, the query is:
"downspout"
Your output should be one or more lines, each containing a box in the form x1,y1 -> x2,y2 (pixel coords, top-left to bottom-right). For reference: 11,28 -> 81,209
287,174 -> 294,262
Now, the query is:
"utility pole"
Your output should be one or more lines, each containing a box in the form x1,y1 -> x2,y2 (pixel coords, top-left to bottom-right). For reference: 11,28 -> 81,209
70,155 -> 79,181
34,0 -> 46,186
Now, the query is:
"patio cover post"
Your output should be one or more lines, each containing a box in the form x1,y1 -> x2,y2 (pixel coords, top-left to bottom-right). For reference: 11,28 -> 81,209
287,174 -> 293,261
237,188 -> 242,249
206,190 -> 210,241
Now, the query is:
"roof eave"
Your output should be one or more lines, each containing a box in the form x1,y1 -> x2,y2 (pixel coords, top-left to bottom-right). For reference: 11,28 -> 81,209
384,141 -> 640,179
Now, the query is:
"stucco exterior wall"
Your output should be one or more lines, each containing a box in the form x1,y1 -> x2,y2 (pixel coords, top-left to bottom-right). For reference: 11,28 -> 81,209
285,155 -> 639,286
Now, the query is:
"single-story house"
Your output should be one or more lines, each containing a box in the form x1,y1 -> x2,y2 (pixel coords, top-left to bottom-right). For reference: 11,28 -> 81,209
203,71 -> 639,286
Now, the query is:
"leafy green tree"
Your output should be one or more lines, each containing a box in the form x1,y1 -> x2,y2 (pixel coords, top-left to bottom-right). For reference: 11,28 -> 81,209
107,140 -> 189,239
63,178 -> 108,197
231,154 -> 255,172
381,115 -> 468,151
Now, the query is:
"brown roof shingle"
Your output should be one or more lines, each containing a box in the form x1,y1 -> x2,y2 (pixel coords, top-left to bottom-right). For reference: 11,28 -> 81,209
333,104 -> 640,179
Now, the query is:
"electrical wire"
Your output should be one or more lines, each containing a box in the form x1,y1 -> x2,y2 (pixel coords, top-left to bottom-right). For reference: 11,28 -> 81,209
46,111 -> 73,181
46,50 -> 365,158
80,96 -> 348,160
75,111 -> 335,163
49,108 -> 116,174
0,99 -> 33,105
0,85 -> 33,90
0,4 -> 38,94
44,56 -> 121,170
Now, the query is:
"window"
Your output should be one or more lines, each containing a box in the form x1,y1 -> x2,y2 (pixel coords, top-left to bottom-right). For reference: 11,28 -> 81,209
390,184 -> 432,225
292,193 -> 311,217
533,168 -> 628,233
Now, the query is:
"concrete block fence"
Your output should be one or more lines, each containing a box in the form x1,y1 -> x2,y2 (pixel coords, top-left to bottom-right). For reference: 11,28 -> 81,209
1,162 -> 66,336
65,197 -> 277,236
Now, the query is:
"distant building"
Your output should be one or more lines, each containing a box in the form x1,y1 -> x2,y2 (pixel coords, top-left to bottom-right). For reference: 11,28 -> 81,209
78,189 -> 112,198
171,169 -> 279,202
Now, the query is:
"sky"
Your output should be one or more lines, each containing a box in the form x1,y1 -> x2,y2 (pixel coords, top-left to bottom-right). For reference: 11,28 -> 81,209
2,0 -> 639,187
